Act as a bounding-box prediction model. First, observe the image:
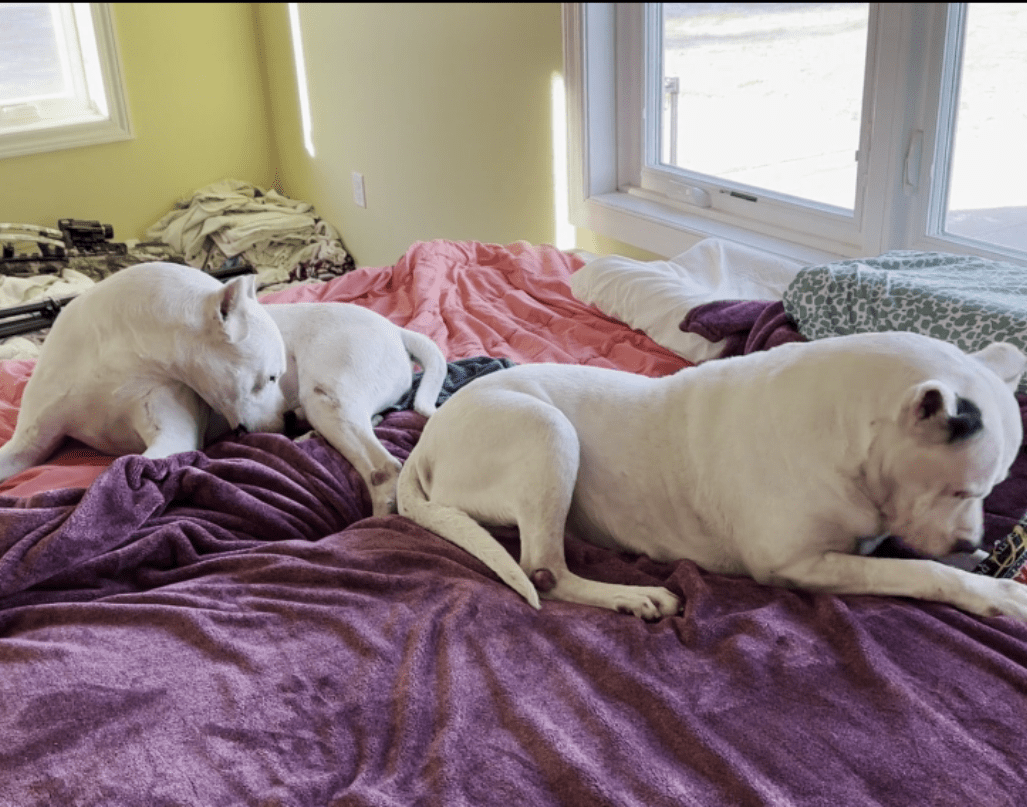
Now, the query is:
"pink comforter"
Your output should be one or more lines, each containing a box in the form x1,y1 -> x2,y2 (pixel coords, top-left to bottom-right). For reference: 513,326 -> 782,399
0,240 -> 687,497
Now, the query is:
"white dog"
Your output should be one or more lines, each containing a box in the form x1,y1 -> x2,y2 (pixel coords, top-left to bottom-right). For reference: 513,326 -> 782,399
265,302 -> 447,516
398,332 -> 1027,622
0,262 -> 287,481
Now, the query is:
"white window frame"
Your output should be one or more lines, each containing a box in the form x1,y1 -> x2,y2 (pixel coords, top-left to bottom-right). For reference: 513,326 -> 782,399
0,3 -> 131,160
563,3 -> 1027,267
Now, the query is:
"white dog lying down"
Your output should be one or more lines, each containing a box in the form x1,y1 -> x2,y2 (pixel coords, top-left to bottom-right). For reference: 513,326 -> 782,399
0,261 -> 448,519
398,332 -> 1027,622
0,263 -> 287,482
265,302 -> 447,516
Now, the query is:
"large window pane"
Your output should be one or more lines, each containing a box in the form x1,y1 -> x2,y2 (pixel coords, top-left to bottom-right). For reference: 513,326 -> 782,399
659,3 -> 868,210
943,3 -> 1027,254
0,3 -> 65,104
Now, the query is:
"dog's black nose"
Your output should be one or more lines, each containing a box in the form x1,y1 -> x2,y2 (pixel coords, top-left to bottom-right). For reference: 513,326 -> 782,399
234,424 -> 249,438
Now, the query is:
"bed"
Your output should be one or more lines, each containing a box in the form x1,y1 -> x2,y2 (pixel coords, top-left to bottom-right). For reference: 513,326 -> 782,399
1,238 -> 1026,806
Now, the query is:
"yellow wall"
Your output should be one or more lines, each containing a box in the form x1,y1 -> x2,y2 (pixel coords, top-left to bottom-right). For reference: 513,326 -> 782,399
0,2 -> 650,265
0,3 -> 277,242
258,2 -> 565,267
575,232 -> 663,262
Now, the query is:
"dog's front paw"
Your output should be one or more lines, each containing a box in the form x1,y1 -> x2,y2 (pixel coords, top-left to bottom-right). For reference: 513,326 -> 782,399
545,574 -> 682,619
979,577 -> 1027,622
612,587 -> 681,620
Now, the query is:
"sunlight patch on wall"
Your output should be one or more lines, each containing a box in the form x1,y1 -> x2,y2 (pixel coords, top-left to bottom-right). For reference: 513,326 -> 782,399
551,72 -> 573,250
288,3 -> 314,158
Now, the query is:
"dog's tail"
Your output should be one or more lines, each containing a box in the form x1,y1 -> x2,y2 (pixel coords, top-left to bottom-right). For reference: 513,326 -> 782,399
396,459 -> 541,609
401,330 -> 448,418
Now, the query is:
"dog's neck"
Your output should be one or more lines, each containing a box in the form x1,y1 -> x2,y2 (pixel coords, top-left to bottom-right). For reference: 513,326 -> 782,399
852,458 -> 892,540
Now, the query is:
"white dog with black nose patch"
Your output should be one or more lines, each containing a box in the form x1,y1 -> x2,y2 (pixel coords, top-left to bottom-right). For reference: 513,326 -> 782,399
0,262 -> 287,481
398,331 -> 1027,622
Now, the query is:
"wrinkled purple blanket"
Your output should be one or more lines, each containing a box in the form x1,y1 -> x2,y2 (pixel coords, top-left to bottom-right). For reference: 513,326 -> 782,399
681,299 -> 806,357
3,411 -> 1027,806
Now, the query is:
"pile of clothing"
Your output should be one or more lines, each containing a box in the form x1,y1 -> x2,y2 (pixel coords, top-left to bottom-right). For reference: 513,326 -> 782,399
146,179 -> 355,289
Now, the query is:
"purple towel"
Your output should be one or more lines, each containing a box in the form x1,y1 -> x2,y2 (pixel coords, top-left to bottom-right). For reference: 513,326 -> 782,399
681,299 -> 805,358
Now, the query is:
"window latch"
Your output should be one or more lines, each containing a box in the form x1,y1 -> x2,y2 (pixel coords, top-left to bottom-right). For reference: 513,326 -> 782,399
904,129 -> 924,194
0,103 -> 41,127
666,181 -> 712,208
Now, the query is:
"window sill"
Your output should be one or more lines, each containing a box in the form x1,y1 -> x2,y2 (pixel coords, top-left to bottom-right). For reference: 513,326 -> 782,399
0,115 -> 133,160
572,187 -> 847,266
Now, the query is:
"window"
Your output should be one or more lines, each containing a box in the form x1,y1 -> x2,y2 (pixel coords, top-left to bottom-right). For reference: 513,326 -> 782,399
564,3 -> 1027,266
656,4 -> 868,211
0,2 -> 131,159
934,3 -> 1027,256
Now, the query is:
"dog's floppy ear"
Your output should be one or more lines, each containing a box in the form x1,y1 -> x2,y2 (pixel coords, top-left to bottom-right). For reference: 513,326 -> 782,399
901,381 -> 983,444
212,275 -> 257,343
971,341 -> 1027,392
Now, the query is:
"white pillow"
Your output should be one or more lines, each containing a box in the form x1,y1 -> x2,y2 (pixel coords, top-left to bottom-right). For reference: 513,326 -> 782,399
570,238 -> 806,363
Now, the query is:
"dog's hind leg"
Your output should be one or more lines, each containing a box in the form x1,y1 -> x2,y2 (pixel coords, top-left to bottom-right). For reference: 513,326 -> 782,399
510,403 -> 680,619
499,398 -> 681,616
397,456 -> 541,607
414,389 -> 680,618
0,415 -> 67,482
132,384 -> 208,459
303,387 -> 402,517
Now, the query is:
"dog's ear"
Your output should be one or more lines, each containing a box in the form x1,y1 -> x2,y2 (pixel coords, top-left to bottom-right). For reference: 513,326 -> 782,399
212,275 -> 257,342
901,381 -> 982,444
971,341 -> 1027,392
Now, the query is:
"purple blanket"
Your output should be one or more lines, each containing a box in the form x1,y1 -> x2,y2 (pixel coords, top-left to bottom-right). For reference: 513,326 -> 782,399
3,411 -> 1027,805
681,299 -> 806,357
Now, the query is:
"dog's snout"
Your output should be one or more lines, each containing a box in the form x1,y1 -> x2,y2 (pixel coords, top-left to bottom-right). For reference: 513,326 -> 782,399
234,424 -> 249,438
951,537 -> 978,555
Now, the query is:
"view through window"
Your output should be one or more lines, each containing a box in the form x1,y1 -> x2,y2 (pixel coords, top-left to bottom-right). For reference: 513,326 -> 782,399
0,3 -> 100,129
658,3 -> 869,211
0,3 -> 66,104
0,2 -> 129,158
943,3 -> 1027,253
657,2 -> 1027,256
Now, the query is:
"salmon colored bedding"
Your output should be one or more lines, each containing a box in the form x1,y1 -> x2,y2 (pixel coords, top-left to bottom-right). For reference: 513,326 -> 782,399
0,240 -> 687,497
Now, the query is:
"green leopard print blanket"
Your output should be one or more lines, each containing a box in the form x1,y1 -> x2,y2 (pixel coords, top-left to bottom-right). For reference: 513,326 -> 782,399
783,250 -> 1027,395
783,249 -> 1027,580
